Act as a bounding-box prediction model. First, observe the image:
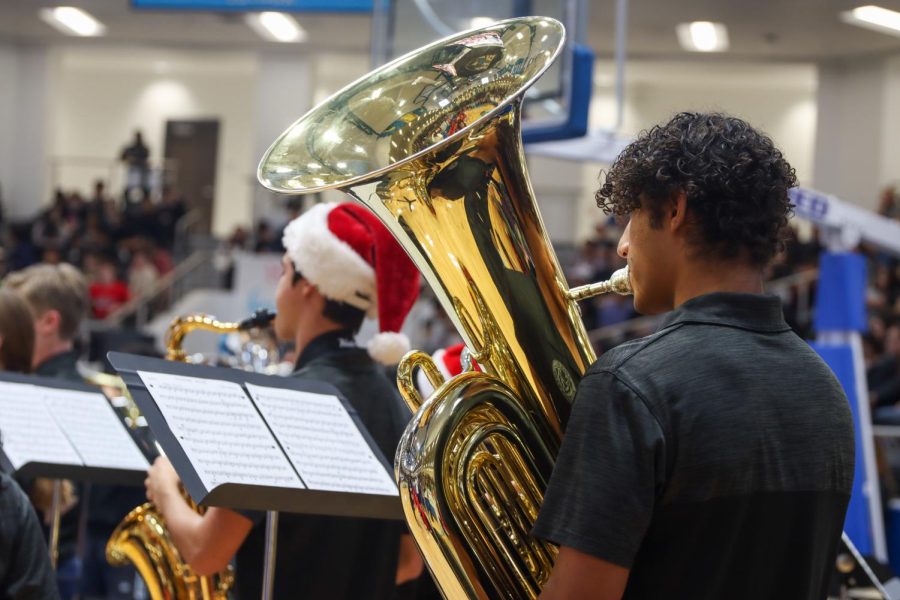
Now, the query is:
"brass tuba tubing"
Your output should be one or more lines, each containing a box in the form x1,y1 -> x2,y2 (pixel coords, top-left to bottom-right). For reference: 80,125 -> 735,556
256,16 -> 632,600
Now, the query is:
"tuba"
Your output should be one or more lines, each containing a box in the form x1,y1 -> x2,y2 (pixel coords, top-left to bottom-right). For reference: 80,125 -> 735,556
258,16 -> 630,599
105,309 -> 275,599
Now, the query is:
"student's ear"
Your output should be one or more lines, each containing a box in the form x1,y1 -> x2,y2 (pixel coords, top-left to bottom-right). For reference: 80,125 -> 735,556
297,278 -> 323,302
34,309 -> 60,335
669,191 -> 688,233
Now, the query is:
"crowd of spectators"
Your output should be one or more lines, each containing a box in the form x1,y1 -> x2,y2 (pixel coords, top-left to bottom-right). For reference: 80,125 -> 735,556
1,177 -> 897,403
866,187 -> 900,423
0,181 -> 186,321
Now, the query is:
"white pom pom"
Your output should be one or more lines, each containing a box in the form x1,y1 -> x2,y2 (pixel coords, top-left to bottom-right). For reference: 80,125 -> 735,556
367,332 -> 410,365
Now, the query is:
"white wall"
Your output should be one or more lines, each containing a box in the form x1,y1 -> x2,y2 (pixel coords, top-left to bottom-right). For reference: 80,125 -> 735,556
882,55 -> 900,194
252,51 -> 313,227
537,59 -> 819,243
5,44 -> 866,248
0,45 -> 16,210
0,44 -> 54,220
814,58 -> 886,210
51,46 -> 258,236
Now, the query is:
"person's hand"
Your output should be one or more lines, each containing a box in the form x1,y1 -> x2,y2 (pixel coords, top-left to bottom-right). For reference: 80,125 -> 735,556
145,456 -> 181,512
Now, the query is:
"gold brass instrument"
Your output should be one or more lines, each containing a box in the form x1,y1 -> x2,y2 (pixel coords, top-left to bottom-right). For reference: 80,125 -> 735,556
105,309 -> 275,599
258,17 -> 631,599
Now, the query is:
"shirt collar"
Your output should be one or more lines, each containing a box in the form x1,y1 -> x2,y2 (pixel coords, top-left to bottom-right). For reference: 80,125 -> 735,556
294,329 -> 359,371
35,349 -> 80,377
659,292 -> 791,333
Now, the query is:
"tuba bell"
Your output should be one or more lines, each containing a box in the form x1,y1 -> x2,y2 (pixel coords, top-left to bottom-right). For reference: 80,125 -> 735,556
258,17 -> 631,599
105,309 -> 275,599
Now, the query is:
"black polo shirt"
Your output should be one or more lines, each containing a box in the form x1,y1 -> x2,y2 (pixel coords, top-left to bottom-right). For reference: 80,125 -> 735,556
534,292 -> 855,600
235,330 -> 409,600
0,472 -> 59,599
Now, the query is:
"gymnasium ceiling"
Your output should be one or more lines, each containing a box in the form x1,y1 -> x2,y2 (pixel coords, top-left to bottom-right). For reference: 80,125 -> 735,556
1,0 -> 899,62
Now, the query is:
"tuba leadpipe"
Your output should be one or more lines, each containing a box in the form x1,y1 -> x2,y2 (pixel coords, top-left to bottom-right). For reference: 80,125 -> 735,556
257,17 -> 631,600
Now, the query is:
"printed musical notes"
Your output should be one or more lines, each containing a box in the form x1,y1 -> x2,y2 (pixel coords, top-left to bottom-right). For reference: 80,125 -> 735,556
245,383 -> 398,496
42,389 -> 149,471
137,372 -> 303,490
0,381 -> 83,470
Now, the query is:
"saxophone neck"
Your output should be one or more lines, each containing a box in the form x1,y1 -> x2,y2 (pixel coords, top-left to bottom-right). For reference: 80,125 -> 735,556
164,310 -> 278,362
164,314 -> 239,362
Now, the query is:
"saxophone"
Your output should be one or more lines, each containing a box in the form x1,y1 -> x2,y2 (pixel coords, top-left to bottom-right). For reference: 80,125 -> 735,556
257,17 -> 631,599
105,310 -> 274,599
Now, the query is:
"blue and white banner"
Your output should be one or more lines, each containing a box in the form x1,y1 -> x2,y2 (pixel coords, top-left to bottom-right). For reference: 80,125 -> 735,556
790,187 -> 900,257
132,0 -> 372,12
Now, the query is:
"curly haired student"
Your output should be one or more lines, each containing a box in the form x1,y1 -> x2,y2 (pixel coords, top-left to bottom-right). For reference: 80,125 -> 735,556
535,112 -> 854,600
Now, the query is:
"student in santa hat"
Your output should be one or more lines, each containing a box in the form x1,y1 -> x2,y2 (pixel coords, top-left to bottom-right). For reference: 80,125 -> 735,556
415,342 -> 480,399
145,201 -> 424,599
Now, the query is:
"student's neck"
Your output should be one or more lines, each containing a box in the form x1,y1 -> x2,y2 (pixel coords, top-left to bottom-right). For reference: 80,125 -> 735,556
673,259 -> 764,308
33,338 -> 73,369
293,321 -> 345,359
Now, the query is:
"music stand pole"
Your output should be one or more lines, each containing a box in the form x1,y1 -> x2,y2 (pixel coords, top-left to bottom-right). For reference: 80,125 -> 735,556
261,510 -> 279,600
48,480 -> 62,569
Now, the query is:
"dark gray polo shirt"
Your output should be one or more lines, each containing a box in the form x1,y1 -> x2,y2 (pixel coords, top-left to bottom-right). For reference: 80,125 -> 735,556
534,292 -> 855,600
0,472 -> 59,599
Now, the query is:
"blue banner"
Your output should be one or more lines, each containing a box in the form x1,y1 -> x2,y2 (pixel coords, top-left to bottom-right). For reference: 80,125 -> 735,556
811,342 -> 873,555
815,252 -> 867,333
132,0 -> 372,12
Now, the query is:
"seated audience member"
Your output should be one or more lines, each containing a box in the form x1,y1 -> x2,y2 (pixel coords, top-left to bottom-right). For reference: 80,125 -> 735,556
0,468 -> 60,600
128,248 -> 159,300
4,263 -> 88,378
871,322 -> 900,424
87,257 -> 129,320
4,264 -> 89,598
0,289 -> 36,373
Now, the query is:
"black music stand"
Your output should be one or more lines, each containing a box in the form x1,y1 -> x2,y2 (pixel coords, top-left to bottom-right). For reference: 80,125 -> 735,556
0,372 -> 152,566
107,351 -> 403,520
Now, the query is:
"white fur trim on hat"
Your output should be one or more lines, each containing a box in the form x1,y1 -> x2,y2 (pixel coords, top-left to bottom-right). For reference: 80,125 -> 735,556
367,331 -> 410,365
282,203 -> 376,315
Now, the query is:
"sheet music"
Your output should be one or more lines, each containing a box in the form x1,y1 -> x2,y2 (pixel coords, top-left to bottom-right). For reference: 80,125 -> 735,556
137,371 -> 303,490
0,382 -> 82,470
42,389 -> 149,472
245,383 -> 398,496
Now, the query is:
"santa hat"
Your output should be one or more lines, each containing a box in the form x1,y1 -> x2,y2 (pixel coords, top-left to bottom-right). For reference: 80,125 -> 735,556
282,202 -> 420,364
415,343 -> 480,398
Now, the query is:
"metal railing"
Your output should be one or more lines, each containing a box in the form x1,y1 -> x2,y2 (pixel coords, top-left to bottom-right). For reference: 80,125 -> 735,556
103,249 -> 213,329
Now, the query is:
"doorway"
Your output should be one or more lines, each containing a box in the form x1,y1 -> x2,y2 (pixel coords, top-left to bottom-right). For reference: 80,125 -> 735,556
164,119 -> 219,234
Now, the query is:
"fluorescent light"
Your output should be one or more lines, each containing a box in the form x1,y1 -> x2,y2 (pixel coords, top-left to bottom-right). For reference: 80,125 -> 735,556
676,21 -> 729,52
245,12 -> 306,43
39,6 -> 105,37
841,5 -> 900,37
469,16 -> 496,29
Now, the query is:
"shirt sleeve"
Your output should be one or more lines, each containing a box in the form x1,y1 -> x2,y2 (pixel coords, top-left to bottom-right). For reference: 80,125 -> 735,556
2,477 -> 60,600
532,370 -> 666,569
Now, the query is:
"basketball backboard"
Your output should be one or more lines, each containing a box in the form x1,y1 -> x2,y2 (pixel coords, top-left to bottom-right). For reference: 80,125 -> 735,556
371,0 -> 592,142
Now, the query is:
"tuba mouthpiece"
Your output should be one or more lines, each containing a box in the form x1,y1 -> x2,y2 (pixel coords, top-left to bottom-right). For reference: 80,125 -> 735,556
566,266 -> 632,303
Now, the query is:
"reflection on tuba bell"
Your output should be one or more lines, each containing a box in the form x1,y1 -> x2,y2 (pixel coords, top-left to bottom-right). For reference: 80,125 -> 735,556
258,17 -> 631,599
105,309 -> 275,600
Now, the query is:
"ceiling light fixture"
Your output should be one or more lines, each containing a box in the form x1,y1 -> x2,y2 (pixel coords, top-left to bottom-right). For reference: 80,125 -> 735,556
469,16 -> 496,29
245,11 -> 306,43
39,6 -> 106,37
841,5 -> 900,37
676,21 -> 729,52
